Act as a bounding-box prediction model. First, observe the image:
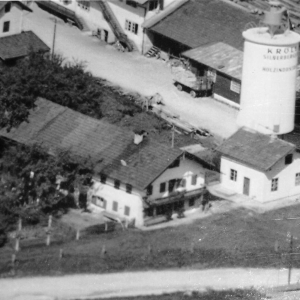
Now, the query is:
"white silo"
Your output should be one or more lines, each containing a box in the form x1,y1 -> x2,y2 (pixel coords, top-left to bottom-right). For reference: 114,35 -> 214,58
237,5 -> 300,135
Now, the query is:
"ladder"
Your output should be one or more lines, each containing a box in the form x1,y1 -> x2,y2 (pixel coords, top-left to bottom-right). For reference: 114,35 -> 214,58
97,0 -> 135,51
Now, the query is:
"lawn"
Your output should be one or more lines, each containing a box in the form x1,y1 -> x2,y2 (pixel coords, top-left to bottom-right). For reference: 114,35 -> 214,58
89,289 -> 264,300
2,201 -> 300,277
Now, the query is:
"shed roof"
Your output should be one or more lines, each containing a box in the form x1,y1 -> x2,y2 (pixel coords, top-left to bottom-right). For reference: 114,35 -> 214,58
0,98 -> 183,190
148,0 -> 259,50
182,42 -> 243,80
216,128 -> 296,172
0,31 -> 50,61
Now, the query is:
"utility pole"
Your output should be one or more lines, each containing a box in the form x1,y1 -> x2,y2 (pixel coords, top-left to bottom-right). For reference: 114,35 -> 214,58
52,18 -> 57,60
288,234 -> 293,285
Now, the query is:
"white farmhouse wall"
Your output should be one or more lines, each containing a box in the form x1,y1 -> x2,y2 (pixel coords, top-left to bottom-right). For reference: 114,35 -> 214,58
149,157 -> 205,200
220,157 -> 266,201
0,4 -> 23,37
109,1 -> 145,51
264,152 -> 300,201
91,178 -> 145,227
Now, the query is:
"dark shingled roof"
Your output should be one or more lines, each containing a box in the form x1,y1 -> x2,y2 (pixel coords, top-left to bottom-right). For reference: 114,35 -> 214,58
0,1 -> 32,12
0,98 -> 183,190
0,31 -> 50,60
149,0 -> 259,50
216,128 -> 296,172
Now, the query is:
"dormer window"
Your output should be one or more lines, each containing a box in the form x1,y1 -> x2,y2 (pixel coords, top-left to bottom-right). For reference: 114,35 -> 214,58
126,0 -> 137,8
5,2 -> 11,13
149,0 -> 159,11
285,154 -> 293,165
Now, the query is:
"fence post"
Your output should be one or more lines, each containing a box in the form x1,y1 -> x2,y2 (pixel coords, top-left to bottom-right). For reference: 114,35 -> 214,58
46,233 -> 51,246
11,254 -> 16,275
48,215 -> 52,229
148,244 -> 152,255
15,237 -> 20,252
59,248 -> 64,259
18,218 -> 22,232
76,229 -> 80,241
105,222 -> 108,232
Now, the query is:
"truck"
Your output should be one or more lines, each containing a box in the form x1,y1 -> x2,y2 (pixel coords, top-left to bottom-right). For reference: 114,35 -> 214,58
172,66 -> 213,98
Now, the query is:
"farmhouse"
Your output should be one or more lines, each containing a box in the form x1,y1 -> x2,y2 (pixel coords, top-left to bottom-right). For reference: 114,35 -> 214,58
37,0 -> 185,53
0,1 -> 49,63
0,98 -> 207,227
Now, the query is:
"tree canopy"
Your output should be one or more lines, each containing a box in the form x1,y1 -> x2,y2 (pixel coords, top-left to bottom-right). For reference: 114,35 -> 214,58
0,53 -> 103,130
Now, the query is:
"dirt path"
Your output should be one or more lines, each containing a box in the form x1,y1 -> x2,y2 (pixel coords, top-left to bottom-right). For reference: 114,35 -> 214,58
1,268 -> 300,300
23,3 -> 239,140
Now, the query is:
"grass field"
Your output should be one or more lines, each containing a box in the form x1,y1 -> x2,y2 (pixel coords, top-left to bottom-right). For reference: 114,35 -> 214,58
90,289 -> 264,300
2,201 -> 300,277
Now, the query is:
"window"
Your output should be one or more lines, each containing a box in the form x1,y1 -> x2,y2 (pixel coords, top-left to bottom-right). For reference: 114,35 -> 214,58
168,179 -> 176,192
230,169 -> 237,181
126,0 -> 137,8
124,206 -> 130,216
146,185 -> 153,196
149,0 -> 159,11
230,80 -> 241,94
169,158 -> 180,169
285,154 -> 293,165
77,0 -> 90,10
100,174 -> 106,184
189,198 -> 195,207
125,20 -> 139,35
126,184 -> 132,194
3,21 -> 9,33
191,174 -> 197,186
296,173 -> 300,186
5,2 -> 11,13
159,182 -> 166,193
271,178 -> 278,192
180,178 -> 186,188
114,180 -> 120,189
113,201 -> 118,211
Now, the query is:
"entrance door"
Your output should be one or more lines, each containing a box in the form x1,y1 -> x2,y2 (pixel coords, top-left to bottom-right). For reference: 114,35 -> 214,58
243,177 -> 250,196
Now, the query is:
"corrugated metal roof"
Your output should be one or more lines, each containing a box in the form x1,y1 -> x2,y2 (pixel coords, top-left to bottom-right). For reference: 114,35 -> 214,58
0,98 -> 183,190
0,31 -> 50,60
182,42 -> 243,80
149,0 -> 260,50
217,128 -> 296,172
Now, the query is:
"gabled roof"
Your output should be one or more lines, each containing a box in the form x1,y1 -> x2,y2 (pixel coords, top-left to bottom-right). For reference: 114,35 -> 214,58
148,0 -> 260,50
0,31 -> 50,61
0,1 -> 32,12
216,128 -> 296,172
182,42 -> 243,80
0,98 -> 183,190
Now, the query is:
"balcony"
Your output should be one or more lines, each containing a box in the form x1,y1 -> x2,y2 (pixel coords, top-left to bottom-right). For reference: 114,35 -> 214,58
150,187 -> 204,205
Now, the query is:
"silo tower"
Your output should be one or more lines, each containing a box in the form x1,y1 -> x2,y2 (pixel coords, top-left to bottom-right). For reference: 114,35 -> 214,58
237,2 -> 300,135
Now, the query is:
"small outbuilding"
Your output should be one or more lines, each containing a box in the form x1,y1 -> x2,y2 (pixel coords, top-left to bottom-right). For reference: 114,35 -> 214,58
216,127 -> 300,202
182,43 -> 243,107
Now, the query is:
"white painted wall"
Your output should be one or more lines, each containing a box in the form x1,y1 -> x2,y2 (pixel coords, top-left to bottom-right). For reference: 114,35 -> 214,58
148,156 -> 205,200
220,156 -> 266,201
0,3 -> 23,37
109,1 -> 146,51
220,151 -> 300,202
91,178 -> 145,227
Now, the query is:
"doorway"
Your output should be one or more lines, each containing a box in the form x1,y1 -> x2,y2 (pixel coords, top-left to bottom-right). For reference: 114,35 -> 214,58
243,177 -> 250,196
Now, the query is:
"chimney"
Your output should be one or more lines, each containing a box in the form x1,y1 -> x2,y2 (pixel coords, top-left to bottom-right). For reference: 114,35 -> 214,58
134,130 -> 148,145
